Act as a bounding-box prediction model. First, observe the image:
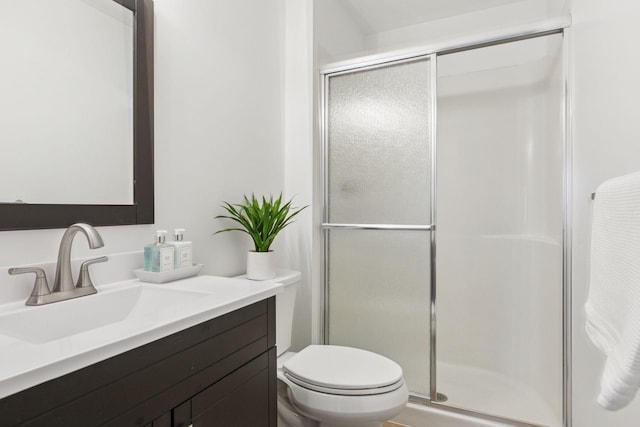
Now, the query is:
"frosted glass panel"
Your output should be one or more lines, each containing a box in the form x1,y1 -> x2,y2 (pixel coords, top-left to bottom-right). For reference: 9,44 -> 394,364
327,229 -> 431,396
436,34 -> 564,426
327,59 -> 431,225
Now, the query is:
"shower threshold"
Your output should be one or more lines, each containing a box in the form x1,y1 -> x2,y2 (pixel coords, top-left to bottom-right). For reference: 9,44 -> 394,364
400,362 -> 561,427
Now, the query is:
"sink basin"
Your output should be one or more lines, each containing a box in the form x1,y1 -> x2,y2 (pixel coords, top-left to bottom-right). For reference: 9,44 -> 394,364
0,274 -> 284,400
0,284 -> 209,344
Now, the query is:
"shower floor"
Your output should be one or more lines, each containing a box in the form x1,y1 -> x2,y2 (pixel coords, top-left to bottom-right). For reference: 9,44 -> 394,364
434,362 -> 560,426
394,362 -> 561,427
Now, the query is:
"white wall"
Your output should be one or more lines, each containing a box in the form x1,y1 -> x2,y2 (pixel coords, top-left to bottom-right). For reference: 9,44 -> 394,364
571,0 -> 640,425
282,0 -> 314,351
313,0 -> 366,65
0,0 -> 286,295
315,0 -> 568,66
364,0 -> 551,54
153,0 -> 285,277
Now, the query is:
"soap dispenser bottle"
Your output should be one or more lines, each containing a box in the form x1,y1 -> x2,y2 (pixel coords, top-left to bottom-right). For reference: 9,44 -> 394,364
169,228 -> 193,269
144,230 -> 175,272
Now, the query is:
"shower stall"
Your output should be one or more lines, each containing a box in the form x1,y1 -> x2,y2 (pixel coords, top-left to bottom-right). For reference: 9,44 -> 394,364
320,23 -> 570,427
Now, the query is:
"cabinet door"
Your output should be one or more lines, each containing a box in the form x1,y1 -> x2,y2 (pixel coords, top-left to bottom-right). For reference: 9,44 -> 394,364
192,352 -> 274,427
152,411 -> 171,427
172,400 -> 191,427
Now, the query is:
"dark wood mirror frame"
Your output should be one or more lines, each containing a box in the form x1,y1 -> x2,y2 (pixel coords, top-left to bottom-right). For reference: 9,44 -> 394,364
0,0 -> 154,231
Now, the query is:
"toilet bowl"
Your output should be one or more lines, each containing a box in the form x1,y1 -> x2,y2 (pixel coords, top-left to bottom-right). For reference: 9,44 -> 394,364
235,270 -> 409,427
277,353 -> 318,427
279,345 -> 409,427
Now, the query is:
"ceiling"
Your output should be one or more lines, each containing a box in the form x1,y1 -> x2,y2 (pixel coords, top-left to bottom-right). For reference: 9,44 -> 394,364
339,0 -> 528,34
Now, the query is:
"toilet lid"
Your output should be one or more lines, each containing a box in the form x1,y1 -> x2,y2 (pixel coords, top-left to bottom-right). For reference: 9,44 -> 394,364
282,345 -> 403,394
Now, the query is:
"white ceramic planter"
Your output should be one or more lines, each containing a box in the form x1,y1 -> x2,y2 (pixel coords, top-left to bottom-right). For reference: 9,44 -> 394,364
246,251 -> 276,280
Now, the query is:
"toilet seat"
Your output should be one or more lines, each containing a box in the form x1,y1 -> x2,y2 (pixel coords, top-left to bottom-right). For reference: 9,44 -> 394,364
282,345 -> 404,396
284,372 -> 404,396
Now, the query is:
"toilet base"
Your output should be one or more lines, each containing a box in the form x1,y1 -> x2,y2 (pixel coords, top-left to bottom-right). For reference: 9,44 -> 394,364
278,378 -> 396,427
278,378 -> 318,427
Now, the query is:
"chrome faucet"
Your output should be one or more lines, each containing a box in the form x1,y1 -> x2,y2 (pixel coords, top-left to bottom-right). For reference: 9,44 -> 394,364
52,223 -> 104,293
8,223 -> 108,306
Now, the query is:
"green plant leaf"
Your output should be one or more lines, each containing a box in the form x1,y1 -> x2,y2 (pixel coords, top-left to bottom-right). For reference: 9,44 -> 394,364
213,193 -> 308,252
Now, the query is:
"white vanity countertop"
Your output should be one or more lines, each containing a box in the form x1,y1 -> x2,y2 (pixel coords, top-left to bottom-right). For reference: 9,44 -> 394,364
0,275 -> 282,400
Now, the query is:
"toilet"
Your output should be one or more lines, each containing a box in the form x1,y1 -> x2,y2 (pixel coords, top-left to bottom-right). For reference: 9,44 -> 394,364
238,270 -> 408,427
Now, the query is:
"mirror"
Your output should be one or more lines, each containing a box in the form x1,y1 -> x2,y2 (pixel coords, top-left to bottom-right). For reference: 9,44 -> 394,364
0,0 -> 153,230
0,0 -> 134,205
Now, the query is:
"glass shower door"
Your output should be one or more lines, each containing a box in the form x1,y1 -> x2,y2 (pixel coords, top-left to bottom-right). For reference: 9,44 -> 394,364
435,34 -> 564,426
323,57 -> 434,397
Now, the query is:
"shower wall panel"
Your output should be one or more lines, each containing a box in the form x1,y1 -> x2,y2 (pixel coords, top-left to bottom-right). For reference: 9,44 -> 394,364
436,34 -> 564,426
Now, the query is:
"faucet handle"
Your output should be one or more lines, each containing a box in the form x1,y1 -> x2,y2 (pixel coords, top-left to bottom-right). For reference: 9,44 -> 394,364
8,267 -> 52,306
76,256 -> 109,290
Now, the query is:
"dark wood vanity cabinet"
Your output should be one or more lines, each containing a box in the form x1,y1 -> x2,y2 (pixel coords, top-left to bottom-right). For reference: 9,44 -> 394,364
0,298 -> 277,427
145,346 -> 275,427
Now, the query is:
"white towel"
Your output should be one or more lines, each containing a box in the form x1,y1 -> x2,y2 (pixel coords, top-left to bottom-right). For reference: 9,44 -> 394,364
586,171 -> 640,410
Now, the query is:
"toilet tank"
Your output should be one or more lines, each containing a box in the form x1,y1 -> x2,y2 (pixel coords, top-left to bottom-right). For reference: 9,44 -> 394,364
235,269 -> 301,356
271,270 -> 300,356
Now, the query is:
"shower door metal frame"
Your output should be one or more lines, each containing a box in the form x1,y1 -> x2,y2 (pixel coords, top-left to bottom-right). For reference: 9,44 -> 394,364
321,53 -> 438,402
319,17 -> 572,427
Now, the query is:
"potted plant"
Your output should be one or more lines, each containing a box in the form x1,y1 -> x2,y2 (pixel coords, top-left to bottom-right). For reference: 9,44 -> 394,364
214,193 -> 307,280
